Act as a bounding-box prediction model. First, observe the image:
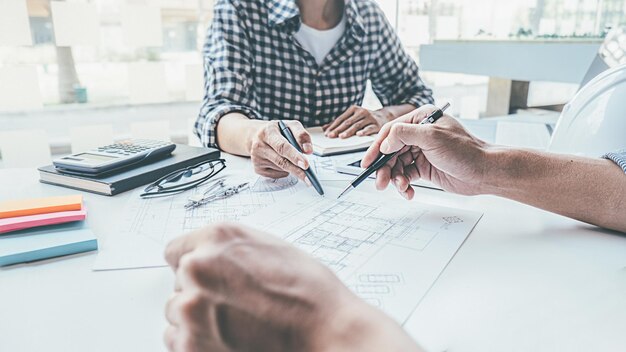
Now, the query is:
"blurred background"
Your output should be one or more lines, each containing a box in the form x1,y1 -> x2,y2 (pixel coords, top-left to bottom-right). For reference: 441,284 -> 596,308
0,0 -> 624,165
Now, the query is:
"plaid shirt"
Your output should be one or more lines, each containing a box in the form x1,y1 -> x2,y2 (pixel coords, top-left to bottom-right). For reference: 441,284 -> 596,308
604,149 -> 626,173
195,0 -> 434,148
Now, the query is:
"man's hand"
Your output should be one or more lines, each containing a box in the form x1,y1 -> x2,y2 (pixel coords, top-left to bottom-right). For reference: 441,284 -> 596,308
323,105 -> 390,139
164,223 -> 423,352
250,120 -> 312,182
362,105 -> 493,199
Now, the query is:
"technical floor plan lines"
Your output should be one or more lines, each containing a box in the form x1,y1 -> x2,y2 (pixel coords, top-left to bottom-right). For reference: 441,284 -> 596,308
241,188 -> 483,323
93,174 -> 306,270
251,175 -> 299,192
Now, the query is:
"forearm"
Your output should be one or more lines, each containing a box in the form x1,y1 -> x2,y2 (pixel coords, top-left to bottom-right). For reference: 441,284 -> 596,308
485,148 -> 626,232
377,103 -> 416,122
215,113 -> 267,156
314,297 -> 424,352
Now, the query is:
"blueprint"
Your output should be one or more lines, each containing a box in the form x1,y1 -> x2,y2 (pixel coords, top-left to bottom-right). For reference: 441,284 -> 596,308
308,153 -> 362,181
93,175 -> 307,270
240,188 -> 482,323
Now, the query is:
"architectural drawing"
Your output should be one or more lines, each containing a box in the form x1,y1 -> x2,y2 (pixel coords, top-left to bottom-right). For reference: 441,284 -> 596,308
241,189 -> 482,323
94,175 -> 306,270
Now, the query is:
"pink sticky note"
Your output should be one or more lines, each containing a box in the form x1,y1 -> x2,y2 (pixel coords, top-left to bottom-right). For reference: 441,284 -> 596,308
0,209 -> 87,234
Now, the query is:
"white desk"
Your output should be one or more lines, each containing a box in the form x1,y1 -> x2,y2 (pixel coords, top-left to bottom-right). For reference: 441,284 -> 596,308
1,155 -> 625,352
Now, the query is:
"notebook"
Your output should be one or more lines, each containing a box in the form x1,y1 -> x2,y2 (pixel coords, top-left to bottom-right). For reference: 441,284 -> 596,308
0,209 -> 87,234
0,221 -> 97,266
38,144 -> 220,196
307,127 -> 375,156
0,195 -> 82,219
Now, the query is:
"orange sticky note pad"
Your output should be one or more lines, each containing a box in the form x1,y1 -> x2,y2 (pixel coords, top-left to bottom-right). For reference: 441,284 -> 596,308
0,195 -> 83,219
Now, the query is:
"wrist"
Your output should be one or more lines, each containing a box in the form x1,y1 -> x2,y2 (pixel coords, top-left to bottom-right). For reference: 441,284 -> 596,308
480,146 -> 530,197
246,120 -> 273,155
312,293 -> 422,352
373,108 -> 395,124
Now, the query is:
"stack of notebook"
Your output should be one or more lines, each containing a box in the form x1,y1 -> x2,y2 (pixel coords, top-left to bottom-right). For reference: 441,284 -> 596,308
38,144 -> 220,196
307,127 -> 375,156
0,195 -> 97,266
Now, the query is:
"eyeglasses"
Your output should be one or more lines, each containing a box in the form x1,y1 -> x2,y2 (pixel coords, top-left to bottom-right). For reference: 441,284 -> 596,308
140,159 -> 226,198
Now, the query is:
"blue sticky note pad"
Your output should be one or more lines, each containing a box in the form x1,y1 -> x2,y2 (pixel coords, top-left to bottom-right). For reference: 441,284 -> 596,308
0,221 -> 97,266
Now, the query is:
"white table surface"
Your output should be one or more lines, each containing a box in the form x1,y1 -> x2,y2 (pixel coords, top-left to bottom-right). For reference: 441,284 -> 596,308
1,155 -> 625,352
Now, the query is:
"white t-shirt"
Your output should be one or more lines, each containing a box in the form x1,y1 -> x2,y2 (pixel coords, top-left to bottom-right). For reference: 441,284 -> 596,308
293,14 -> 347,65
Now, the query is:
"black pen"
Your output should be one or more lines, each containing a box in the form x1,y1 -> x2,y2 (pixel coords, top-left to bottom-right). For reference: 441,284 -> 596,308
277,120 -> 324,196
337,103 -> 450,199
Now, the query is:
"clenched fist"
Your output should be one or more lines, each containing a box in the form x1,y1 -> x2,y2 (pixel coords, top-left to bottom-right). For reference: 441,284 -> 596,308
164,223 -> 423,352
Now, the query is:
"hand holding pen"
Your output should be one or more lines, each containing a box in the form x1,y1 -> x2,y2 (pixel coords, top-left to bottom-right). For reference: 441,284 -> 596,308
278,120 -> 324,195
338,103 -> 451,199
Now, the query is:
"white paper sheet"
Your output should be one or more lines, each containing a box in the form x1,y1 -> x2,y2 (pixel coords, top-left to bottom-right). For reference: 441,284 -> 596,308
121,4 -> 163,47
308,153 -> 361,181
0,66 -> 43,111
240,188 -> 483,323
93,175 -> 308,270
307,127 -> 374,155
50,2 -> 100,46
0,0 -> 32,46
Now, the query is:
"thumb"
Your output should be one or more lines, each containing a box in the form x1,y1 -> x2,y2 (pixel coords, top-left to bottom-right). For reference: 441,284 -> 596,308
380,123 -> 428,154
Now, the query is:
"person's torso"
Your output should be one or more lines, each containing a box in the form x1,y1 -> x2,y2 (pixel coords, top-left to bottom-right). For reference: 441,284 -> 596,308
225,0 -> 384,126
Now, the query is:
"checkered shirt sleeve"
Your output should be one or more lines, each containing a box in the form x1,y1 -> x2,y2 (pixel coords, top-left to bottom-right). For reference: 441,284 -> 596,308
369,8 -> 433,107
194,1 -> 261,148
604,149 -> 626,173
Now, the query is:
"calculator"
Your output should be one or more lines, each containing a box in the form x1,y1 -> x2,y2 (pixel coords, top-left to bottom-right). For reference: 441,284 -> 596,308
53,139 -> 176,176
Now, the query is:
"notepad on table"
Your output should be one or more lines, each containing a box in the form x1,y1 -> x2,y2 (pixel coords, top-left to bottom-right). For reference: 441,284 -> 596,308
307,127 -> 375,156
0,221 -> 97,266
0,195 -> 83,219
0,209 -> 87,234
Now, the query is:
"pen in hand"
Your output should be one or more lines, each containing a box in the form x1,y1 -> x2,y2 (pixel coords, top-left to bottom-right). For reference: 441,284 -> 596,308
337,103 -> 450,199
277,120 -> 325,196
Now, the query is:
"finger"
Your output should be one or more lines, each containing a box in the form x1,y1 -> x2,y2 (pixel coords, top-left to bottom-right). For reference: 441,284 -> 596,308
325,106 -> 357,135
413,152 -> 433,182
165,223 -> 243,271
404,163 -> 421,182
286,121 -> 313,154
338,117 -> 372,139
266,130 -> 310,170
164,325 -> 178,352
391,160 -> 410,192
258,167 -> 289,179
165,230 -> 213,270
361,119 -> 397,168
175,275 -> 182,292
380,123 -> 437,154
375,165 -> 392,190
253,157 -> 289,178
362,105 -> 440,167
331,113 -> 367,138
165,293 -> 183,326
400,185 -> 415,200
262,144 -> 308,180
356,124 -> 379,136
